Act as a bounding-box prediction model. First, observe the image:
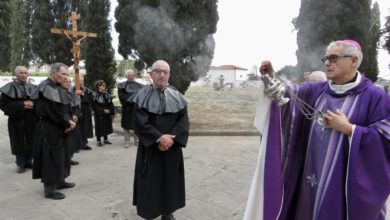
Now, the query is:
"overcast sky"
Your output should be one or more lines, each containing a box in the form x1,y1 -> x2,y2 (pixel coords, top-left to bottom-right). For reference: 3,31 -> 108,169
110,0 -> 390,78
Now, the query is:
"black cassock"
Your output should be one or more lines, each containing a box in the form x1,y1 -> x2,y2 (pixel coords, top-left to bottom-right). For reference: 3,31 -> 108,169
0,81 -> 38,155
65,90 -> 83,153
117,80 -> 143,130
76,86 -> 94,141
131,85 -> 189,219
92,91 -> 114,138
31,78 -> 72,184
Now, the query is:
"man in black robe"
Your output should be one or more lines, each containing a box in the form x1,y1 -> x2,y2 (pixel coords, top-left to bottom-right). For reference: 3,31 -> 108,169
32,63 -> 76,200
92,80 -> 115,146
117,69 -> 143,148
62,77 -> 81,165
74,79 -> 93,150
131,60 -> 189,220
0,66 -> 38,173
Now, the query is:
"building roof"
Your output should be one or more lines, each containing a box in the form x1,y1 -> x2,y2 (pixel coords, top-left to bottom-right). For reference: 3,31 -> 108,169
209,65 -> 248,71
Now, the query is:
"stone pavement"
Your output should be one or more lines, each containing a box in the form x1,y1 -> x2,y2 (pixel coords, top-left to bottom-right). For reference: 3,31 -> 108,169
0,114 -> 260,220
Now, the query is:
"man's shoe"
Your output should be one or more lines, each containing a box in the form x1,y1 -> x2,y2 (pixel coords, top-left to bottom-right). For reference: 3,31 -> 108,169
81,146 -> 92,150
103,140 -> 112,145
70,160 -> 79,165
161,214 -> 175,220
16,166 -> 25,173
97,141 -> 103,147
124,143 -> 130,148
24,164 -> 33,169
57,182 -> 75,190
45,191 -> 65,200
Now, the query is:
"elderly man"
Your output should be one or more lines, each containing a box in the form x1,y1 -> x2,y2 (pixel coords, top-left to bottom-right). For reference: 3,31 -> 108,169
245,40 -> 390,220
32,63 -> 76,200
131,60 -> 189,220
117,69 -> 143,148
0,66 -> 38,173
309,71 -> 327,82
74,79 -> 93,150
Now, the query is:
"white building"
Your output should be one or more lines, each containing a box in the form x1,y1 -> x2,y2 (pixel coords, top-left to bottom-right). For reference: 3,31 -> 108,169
192,64 -> 249,87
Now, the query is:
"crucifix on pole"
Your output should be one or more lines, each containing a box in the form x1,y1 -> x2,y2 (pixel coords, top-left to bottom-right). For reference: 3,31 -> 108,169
51,11 -> 97,90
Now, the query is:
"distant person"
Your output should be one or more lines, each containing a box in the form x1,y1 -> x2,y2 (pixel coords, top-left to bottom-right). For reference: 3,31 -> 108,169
309,71 -> 327,82
131,60 -> 189,220
303,71 -> 311,81
0,66 -> 38,173
32,63 -> 76,200
218,74 -> 225,90
245,40 -> 390,219
117,69 -> 143,148
62,77 -> 80,166
74,79 -> 93,150
92,80 -> 114,146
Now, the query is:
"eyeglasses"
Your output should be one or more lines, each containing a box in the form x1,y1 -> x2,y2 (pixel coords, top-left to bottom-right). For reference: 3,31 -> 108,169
321,54 -> 353,63
152,69 -> 170,75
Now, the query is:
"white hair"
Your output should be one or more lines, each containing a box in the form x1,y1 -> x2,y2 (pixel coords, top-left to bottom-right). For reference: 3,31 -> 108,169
327,41 -> 363,68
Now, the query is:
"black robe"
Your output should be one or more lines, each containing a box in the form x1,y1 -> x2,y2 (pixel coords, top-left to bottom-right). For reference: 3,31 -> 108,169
66,90 -> 82,154
117,80 -> 143,130
0,81 -> 38,155
75,86 -> 94,140
131,85 -> 189,218
31,78 -> 72,184
92,91 -> 114,138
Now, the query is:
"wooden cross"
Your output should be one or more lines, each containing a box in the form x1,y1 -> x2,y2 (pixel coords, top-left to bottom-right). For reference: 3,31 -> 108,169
51,11 -> 97,90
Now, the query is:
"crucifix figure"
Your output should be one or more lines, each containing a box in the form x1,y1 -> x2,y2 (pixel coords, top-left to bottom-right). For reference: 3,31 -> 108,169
51,11 -> 97,90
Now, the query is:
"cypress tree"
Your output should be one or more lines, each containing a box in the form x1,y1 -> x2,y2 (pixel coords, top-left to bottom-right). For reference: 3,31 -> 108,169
115,0 -> 219,94
83,0 -> 116,92
31,0 -> 55,64
384,12 -> 390,55
0,0 -> 11,72
9,0 -> 33,71
295,0 -> 380,81
51,0 -> 73,65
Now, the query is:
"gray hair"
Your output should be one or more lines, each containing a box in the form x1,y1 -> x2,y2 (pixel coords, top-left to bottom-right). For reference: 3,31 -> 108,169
50,63 -> 68,74
326,41 -> 363,68
14,66 -> 27,75
151,60 -> 170,72
125,69 -> 135,76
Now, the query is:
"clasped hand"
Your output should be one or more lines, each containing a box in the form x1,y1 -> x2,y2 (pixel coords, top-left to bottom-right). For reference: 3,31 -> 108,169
157,134 -> 176,151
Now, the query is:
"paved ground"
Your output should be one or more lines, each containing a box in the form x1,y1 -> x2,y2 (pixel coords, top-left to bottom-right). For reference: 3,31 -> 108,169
0,114 -> 260,220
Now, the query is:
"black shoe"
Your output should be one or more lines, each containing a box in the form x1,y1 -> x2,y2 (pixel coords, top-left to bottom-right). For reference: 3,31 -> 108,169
103,140 -> 112,144
161,214 -> 175,220
57,182 -> 76,190
81,146 -> 92,150
97,141 -> 103,146
24,164 -> 33,169
16,166 -> 25,173
45,191 -> 65,200
70,160 -> 79,165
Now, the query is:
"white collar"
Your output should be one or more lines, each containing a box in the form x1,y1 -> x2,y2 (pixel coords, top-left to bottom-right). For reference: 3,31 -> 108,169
328,71 -> 362,94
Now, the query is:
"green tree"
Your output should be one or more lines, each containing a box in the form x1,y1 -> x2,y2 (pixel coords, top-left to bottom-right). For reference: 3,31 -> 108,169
51,0 -> 73,65
83,0 -> 116,93
117,60 -> 141,77
384,12 -> 390,55
31,0 -> 55,64
115,0 -> 219,94
365,2 -> 380,81
0,0 -> 11,71
10,0 -> 33,71
295,0 -> 380,82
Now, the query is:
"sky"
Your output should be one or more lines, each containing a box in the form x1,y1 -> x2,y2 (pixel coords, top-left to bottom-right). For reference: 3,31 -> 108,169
109,0 -> 390,78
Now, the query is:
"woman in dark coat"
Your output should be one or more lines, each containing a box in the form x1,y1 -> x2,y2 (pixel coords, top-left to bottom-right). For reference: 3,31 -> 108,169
92,80 -> 115,146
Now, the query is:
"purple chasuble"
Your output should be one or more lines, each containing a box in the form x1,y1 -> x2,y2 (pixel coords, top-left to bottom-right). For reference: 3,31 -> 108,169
263,75 -> 390,220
